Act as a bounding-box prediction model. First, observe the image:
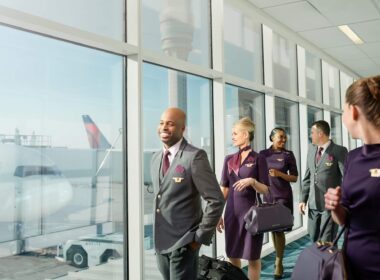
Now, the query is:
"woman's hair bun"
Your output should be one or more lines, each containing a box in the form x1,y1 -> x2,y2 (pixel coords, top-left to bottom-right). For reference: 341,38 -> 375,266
367,76 -> 380,100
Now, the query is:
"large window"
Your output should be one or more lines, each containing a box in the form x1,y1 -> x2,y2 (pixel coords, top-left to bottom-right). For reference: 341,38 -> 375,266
330,112 -> 343,145
0,25 -> 124,278
224,85 -> 266,242
225,85 -> 265,153
272,32 -> 297,94
224,1 -> 263,83
307,106 -> 323,143
0,0 -> 125,40
305,50 -> 322,102
142,62 -> 213,279
1,0 -> 365,278
274,97 -> 302,230
323,61 -> 340,108
142,0 -> 211,67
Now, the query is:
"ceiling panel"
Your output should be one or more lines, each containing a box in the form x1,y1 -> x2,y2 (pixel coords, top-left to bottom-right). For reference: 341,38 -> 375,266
372,56 -> 380,69
248,0 -> 302,9
308,0 -> 380,25
350,20 -> 380,43
371,56 -> 380,65
299,27 -> 352,48
246,0 -> 380,77
356,65 -> 380,77
263,2 -> 332,31
359,42 -> 380,57
340,57 -> 378,70
323,45 -> 367,61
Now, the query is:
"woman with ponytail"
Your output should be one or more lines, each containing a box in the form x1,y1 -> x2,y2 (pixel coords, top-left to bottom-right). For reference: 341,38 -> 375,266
325,76 -> 380,279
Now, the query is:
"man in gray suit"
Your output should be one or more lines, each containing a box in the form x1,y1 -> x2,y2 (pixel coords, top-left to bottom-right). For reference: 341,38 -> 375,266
299,120 -> 347,242
151,107 -> 225,280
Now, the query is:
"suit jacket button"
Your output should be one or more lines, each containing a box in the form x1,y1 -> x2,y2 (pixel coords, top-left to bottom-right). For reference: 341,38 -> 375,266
156,208 -> 160,213
157,194 -> 161,199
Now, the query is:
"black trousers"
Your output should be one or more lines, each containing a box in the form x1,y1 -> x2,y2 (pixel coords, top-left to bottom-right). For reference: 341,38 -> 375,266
156,245 -> 200,280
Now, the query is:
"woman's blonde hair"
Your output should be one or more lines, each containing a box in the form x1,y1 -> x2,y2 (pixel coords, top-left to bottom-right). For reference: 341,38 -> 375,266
234,117 -> 255,141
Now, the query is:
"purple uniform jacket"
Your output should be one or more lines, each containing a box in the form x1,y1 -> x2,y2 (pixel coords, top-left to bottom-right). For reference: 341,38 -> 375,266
260,148 -> 298,210
341,144 -> 380,279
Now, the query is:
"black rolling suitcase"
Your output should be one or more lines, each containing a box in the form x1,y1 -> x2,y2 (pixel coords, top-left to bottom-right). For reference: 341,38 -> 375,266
197,255 -> 248,280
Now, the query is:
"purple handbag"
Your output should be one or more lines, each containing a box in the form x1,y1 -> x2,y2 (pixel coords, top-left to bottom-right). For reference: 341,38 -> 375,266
243,193 -> 294,235
292,216 -> 347,280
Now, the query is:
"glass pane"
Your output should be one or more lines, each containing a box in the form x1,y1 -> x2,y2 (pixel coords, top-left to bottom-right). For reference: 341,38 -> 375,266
142,0 -> 211,67
224,2 -> 263,83
224,84 -> 267,243
305,51 -> 322,102
0,25 -> 124,278
325,63 -> 340,108
307,106 -> 323,144
340,72 -> 354,107
0,0 -> 125,40
330,112 -> 342,145
274,97 -> 302,230
272,32 -> 297,94
142,62 -> 213,279
225,85 -> 265,153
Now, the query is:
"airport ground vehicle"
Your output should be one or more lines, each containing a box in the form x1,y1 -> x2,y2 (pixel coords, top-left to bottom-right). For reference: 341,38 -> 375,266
57,233 -> 123,268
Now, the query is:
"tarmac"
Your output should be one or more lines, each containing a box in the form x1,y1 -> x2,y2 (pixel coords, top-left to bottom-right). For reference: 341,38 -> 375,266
0,250 -> 79,280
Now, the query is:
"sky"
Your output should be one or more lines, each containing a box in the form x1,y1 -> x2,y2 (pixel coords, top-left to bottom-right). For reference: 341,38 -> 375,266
0,25 -> 123,149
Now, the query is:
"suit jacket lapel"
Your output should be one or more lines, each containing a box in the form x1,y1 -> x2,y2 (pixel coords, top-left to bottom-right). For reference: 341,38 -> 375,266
311,145 -> 318,168
160,139 -> 188,184
317,141 -> 334,167
154,150 -> 164,185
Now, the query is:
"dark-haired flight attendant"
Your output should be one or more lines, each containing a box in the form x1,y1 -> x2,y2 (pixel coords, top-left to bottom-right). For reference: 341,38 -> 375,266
259,128 -> 298,279
325,75 -> 380,279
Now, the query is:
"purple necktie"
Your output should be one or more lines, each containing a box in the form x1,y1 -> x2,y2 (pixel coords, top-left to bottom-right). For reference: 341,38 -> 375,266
162,150 -> 171,176
316,147 -> 323,164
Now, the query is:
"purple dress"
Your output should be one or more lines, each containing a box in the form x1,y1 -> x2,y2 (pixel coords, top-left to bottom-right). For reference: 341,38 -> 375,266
259,148 -> 298,215
220,150 -> 269,260
341,144 -> 380,279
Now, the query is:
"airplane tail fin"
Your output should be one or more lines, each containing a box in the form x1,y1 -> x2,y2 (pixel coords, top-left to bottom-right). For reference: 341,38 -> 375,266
82,115 -> 112,149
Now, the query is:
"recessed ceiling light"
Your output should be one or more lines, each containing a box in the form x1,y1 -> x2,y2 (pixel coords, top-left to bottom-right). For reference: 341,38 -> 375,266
338,25 -> 364,45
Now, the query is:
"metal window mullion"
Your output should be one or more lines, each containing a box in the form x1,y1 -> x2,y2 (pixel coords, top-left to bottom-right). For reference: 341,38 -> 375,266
126,0 -> 143,279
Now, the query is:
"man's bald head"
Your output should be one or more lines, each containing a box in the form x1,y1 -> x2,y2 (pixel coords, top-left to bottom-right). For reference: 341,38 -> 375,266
164,108 -> 186,126
158,108 -> 186,148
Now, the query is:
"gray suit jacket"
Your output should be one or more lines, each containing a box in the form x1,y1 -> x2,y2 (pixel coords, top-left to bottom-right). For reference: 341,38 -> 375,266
301,141 -> 348,211
151,139 -> 225,254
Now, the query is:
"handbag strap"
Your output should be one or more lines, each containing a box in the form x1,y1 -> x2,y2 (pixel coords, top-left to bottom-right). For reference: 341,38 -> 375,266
318,215 -> 346,247
255,192 -> 263,206
255,185 -> 274,205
